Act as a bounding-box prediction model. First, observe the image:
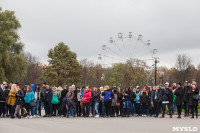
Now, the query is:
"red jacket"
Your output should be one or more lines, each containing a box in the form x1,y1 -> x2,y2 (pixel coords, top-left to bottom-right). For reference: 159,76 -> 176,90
83,89 -> 91,103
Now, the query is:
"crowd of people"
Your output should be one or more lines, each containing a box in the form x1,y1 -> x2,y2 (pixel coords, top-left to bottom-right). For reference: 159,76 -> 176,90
0,80 -> 199,119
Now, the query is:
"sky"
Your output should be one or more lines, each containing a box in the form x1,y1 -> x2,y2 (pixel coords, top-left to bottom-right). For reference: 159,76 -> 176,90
1,0 -> 200,68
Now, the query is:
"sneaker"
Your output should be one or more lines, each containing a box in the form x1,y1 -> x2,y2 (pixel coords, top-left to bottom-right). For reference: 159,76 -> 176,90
33,115 -> 36,118
144,115 -> 147,117
152,114 -> 155,117
95,115 -> 99,118
26,116 -> 29,118
29,116 -> 33,119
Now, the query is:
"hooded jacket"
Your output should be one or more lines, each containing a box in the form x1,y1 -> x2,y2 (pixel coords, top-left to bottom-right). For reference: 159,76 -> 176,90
24,91 -> 35,103
174,87 -> 184,105
83,89 -> 91,103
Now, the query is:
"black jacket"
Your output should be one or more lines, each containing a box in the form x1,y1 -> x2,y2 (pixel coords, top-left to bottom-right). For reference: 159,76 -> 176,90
140,92 -> 148,104
44,89 -> 53,103
61,89 -> 68,101
188,86 -> 199,106
15,90 -> 24,105
0,88 -> 7,101
162,88 -> 173,103
183,86 -> 190,102
124,90 -> 132,101
174,87 -> 184,105
151,90 -> 160,102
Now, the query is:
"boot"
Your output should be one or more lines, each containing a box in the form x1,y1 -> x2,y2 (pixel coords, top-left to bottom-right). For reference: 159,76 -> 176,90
177,115 -> 181,119
127,109 -> 130,117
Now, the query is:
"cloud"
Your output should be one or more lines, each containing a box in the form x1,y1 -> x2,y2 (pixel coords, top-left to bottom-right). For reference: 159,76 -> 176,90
1,0 -> 200,67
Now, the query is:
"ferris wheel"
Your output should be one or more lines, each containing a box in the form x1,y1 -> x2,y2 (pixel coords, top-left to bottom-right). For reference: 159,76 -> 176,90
98,32 -> 156,67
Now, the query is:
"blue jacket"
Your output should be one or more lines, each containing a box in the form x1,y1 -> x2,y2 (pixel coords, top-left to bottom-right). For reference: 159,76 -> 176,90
81,90 -> 84,97
102,90 -> 113,102
24,91 -> 35,103
135,92 -> 141,103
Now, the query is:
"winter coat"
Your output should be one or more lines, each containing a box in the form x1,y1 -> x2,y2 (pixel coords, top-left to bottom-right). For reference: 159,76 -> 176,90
0,88 -> 7,102
93,92 -> 101,103
140,92 -> 148,104
77,92 -> 82,102
124,91 -> 132,101
34,88 -> 40,101
183,86 -> 189,102
174,87 -> 184,105
135,92 -> 141,103
44,89 -> 53,103
7,90 -> 16,106
102,90 -> 113,102
162,88 -> 173,103
151,90 -> 159,102
61,89 -> 68,100
83,89 -> 91,103
111,93 -> 117,106
15,90 -> 24,105
39,87 -> 46,101
24,91 -> 35,103
131,92 -> 136,103
188,86 -> 199,106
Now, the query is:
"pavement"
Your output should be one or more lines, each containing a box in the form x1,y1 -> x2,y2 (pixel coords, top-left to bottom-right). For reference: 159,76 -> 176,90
0,115 -> 199,133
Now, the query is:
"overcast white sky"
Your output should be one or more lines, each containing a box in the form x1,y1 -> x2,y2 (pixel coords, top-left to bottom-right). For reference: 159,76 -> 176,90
1,0 -> 200,68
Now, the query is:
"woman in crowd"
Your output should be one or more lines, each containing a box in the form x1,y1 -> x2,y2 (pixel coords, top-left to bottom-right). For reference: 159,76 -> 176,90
12,85 -> 24,119
93,87 -> 101,117
140,88 -> 148,117
24,86 -> 35,118
66,86 -> 75,118
52,87 -> 59,116
82,86 -> 91,117
7,84 -> 17,118
174,83 -> 184,118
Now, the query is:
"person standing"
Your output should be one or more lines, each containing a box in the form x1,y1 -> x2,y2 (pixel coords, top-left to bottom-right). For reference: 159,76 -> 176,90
24,86 -> 35,118
82,86 -> 91,117
34,84 -> 40,117
52,87 -> 59,116
7,84 -> 17,118
102,86 -> 113,118
188,84 -> 199,118
0,83 -> 7,117
160,82 -> 173,118
61,85 -> 68,117
92,87 -> 101,118
174,83 -> 184,118
76,87 -> 82,117
44,85 -> 53,117
12,85 -> 24,119
140,88 -> 148,117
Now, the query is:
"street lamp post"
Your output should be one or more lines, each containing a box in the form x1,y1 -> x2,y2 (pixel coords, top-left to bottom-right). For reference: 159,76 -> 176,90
154,57 -> 159,86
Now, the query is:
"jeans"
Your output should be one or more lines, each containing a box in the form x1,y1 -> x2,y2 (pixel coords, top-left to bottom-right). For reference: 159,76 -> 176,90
0,102 -> 6,116
162,103 -> 172,117
104,101 -> 112,117
67,106 -> 74,116
94,102 -> 99,115
135,103 -> 141,115
45,101 -> 52,116
123,100 -> 131,109
62,98 -> 67,116
83,102 -> 90,117
130,103 -> 136,115
141,103 -> 147,115
34,100 -> 39,115
25,103 -> 34,116
9,105 -> 15,116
